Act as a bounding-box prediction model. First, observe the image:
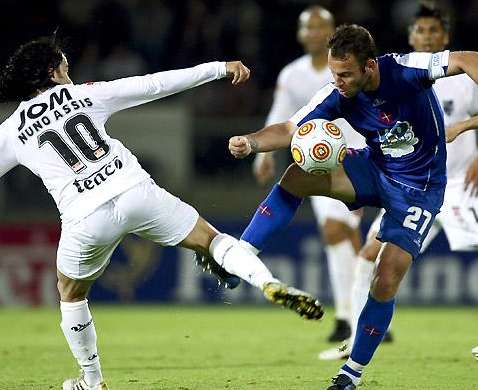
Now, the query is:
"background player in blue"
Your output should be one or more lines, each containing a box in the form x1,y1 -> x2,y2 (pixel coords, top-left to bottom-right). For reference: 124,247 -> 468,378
229,24 -> 478,389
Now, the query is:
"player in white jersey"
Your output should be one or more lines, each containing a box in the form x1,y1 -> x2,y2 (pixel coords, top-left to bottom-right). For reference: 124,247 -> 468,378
0,36 -> 324,390
252,5 -> 366,342
319,4 -> 478,361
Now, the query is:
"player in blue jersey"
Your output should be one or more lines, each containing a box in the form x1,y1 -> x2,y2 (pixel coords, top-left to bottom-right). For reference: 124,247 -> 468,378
228,24 -> 478,389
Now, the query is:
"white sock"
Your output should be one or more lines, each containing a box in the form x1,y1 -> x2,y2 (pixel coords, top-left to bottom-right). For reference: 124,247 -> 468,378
210,234 -> 279,288
239,239 -> 260,255
340,358 -> 364,385
60,299 -> 103,386
325,240 -> 356,323
350,256 -> 375,345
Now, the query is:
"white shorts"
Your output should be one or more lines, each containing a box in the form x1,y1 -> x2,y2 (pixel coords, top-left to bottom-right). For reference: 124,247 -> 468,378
309,196 -> 361,228
368,178 -> 478,252
435,178 -> 478,251
57,179 -> 199,280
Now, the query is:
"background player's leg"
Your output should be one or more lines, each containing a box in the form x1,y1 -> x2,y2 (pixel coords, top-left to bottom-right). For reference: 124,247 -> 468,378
57,272 -> 105,389
322,219 -> 358,341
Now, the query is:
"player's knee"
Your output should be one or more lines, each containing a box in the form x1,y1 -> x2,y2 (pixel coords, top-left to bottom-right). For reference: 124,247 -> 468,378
322,219 -> 350,245
57,276 -> 91,302
180,217 -> 218,253
370,267 -> 403,301
370,276 -> 398,301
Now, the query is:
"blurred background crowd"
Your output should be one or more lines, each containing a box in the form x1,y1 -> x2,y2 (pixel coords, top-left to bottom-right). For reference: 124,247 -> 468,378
0,0 -> 477,220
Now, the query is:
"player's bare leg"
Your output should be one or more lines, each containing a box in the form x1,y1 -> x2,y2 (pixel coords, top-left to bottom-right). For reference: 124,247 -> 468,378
179,216 -> 323,319
280,163 -> 356,202
57,272 -> 109,390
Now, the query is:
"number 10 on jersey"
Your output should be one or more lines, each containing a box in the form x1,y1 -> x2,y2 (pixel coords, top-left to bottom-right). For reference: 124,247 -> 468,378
38,113 -> 110,173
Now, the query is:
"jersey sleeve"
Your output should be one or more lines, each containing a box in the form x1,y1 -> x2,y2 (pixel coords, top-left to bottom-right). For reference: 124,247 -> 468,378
289,83 -> 340,126
265,69 -> 298,125
0,128 -> 18,177
393,51 -> 450,89
78,62 -> 227,116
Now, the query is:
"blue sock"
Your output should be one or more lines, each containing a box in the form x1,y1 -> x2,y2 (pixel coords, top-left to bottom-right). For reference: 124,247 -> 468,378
240,184 -> 302,251
349,294 -> 395,366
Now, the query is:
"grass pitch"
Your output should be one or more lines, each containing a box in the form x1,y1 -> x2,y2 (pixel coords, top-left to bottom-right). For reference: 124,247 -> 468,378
0,305 -> 476,389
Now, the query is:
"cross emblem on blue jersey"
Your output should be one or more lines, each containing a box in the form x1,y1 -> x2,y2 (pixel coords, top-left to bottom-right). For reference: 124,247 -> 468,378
379,111 -> 393,124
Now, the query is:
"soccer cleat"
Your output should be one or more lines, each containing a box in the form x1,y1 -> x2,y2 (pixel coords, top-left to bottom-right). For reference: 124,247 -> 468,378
262,282 -> 324,320
193,252 -> 241,289
62,371 -> 109,390
318,340 -> 351,360
327,319 -> 351,342
326,374 -> 356,390
472,346 -> 478,360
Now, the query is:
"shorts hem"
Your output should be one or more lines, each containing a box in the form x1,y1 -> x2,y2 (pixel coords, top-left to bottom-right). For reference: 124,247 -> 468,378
376,234 -> 418,260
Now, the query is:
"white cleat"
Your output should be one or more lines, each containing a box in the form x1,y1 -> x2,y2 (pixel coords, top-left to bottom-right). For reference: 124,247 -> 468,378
318,339 -> 351,361
472,346 -> 478,361
62,371 -> 109,390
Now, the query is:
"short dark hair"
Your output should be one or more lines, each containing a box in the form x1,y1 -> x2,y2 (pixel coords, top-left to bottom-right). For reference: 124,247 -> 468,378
327,24 -> 377,67
0,37 -> 64,102
411,3 -> 450,32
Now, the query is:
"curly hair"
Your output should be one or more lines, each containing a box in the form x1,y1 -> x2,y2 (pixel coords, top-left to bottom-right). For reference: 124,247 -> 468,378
0,37 -> 64,102
327,24 -> 377,68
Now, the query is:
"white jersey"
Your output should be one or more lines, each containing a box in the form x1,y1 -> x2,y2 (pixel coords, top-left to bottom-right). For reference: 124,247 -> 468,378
267,54 -> 365,148
0,62 -> 226,224
434,74 -> 478,178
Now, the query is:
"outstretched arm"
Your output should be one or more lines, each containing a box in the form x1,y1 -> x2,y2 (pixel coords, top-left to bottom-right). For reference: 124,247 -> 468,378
447,52 -> 478,83
229,121 -> 297,159
80,61 -> 250,116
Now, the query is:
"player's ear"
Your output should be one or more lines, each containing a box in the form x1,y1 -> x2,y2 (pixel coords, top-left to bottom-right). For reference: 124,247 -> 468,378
443,33 -> 450,48
50,66 -> 61,83
365,58 -> 376,74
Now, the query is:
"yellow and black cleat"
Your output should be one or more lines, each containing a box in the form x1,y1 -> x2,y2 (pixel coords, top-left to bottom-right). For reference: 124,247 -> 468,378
262,282 -> 324,320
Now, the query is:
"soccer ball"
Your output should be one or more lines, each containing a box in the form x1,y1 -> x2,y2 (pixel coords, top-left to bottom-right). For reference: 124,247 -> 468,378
290,118 -> 347,175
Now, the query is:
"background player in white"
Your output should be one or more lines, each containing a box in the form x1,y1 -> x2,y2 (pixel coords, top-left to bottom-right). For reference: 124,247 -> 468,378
0,36 -> 324,390
322,3 -> 478,361
252,5 -> 366,343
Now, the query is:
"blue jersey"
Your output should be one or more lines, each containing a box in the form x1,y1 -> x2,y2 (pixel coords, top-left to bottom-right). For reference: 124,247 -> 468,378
291,51 -> 450,190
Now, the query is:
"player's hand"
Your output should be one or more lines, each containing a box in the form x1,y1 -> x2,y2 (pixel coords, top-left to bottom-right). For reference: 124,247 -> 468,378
225,61 -> 250,85
446,123 -> 464,143
229,136 -> 253,158
465,156 -> 478,196
253,153 -> 275,185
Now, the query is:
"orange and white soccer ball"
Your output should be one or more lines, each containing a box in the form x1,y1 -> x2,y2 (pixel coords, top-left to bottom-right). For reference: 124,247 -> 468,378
290,118 -> 347,175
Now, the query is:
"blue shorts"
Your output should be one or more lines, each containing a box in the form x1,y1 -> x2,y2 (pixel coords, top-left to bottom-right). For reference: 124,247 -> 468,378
343,148 -> 445,259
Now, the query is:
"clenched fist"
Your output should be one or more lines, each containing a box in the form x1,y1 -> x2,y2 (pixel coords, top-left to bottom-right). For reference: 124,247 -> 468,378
229,136 -> 253,158
225,61 -> 251,85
